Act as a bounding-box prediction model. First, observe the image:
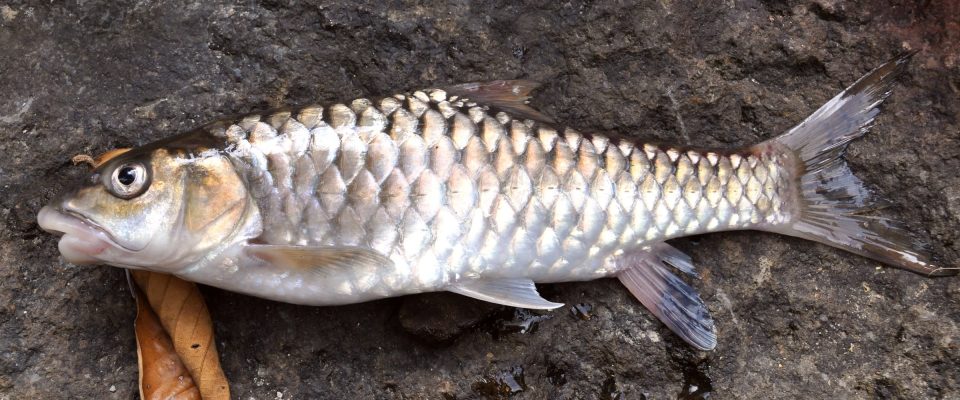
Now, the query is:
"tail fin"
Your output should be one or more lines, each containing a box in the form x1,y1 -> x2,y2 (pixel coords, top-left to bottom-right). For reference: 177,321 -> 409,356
762,52 -> 956,277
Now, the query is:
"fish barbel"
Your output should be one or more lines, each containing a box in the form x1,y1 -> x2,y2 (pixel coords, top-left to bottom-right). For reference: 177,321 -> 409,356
37,53 -> 955,350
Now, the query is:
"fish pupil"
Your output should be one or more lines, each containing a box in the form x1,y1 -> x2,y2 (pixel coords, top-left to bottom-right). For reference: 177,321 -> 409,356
117,167 -> 137,186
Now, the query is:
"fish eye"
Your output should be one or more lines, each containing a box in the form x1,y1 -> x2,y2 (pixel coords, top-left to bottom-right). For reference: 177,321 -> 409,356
105,162 -> 150,199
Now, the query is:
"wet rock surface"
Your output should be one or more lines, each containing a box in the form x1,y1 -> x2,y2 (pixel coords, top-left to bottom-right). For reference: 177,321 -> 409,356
1,0 -> 958,398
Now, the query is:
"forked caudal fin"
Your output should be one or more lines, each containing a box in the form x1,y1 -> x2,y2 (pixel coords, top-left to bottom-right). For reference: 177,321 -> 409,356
760,51 -> 956,277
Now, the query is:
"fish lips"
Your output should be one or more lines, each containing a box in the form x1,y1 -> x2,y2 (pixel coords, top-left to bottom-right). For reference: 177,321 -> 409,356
37,206 -> 132,265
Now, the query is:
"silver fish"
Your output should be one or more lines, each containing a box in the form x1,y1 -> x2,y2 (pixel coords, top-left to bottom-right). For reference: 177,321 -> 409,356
37,53 -> 954,350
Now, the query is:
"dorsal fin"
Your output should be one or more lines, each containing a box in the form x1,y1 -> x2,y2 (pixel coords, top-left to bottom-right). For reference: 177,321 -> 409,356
445,80 -> 556,124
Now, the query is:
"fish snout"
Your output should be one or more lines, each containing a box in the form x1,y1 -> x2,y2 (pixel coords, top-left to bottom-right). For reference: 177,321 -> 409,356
37,205 -> 111,265
37,205 -> 66,236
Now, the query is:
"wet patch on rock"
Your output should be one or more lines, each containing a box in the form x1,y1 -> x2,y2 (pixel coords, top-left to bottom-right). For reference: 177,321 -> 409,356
677,361 -> 713,400
570,303 -> 594,320
488,308 -> 554,337
473,366 -> 526,399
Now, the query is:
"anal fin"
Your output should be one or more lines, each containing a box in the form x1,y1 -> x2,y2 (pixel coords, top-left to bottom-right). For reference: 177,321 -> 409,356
617,243 -> 716,351
449,278 -> 564,310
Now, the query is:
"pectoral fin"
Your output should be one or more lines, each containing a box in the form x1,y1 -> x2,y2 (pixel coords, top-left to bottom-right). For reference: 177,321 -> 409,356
617,243 -> 717,351
245,244 -> 393,274
449,278 -> 564,310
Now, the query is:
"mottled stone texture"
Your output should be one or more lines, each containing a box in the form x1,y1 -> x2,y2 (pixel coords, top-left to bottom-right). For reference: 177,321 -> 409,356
0,1 -> 958,399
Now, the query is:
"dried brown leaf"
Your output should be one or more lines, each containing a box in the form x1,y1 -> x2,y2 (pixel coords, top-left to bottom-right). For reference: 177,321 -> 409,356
133,271 -> 230,400
133,282 -> 201,400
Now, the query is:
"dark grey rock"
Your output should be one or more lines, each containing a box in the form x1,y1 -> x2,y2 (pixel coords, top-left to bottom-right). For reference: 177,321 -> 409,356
398,292 -> 501,344
1,0 -> 958,398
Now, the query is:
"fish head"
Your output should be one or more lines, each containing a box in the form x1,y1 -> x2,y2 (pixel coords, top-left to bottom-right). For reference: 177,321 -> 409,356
38,139 -> 255,272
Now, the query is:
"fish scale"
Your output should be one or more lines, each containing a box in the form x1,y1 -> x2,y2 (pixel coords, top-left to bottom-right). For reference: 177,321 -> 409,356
212,88 -> 793,291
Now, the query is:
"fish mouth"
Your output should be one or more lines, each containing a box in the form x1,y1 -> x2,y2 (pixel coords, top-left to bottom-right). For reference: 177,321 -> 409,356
37,206 -> 132,265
